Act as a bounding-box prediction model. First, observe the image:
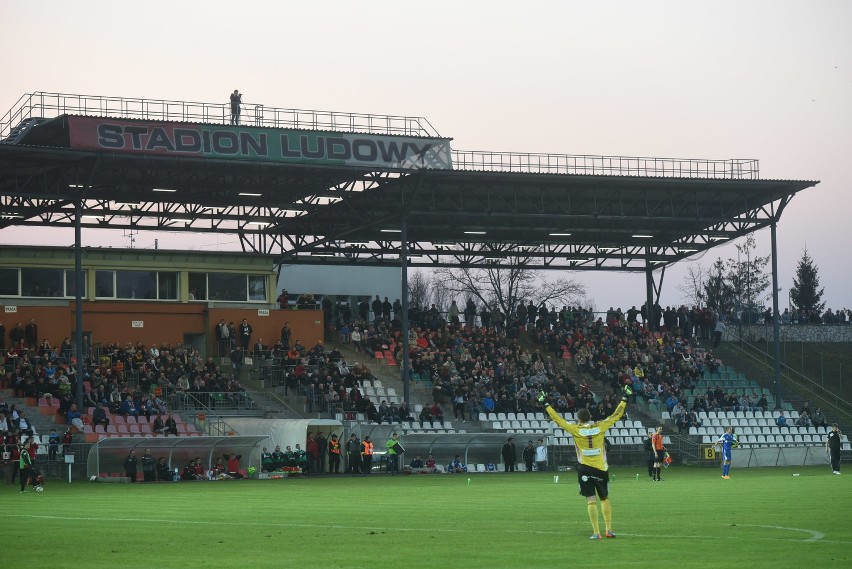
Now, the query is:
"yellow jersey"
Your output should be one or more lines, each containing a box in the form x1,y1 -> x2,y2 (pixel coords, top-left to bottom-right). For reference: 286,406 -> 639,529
544,401 -> 626,471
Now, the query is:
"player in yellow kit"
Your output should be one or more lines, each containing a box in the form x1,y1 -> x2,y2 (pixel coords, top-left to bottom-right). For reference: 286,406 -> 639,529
538,385 -> 631,540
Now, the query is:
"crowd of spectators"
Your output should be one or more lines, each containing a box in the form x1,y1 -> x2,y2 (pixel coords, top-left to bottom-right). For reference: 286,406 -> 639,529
301,297 -> 800,433
1,327 -> 254,437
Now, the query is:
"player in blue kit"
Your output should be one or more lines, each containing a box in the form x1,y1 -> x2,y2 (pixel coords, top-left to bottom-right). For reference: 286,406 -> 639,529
715,426 -> 738,479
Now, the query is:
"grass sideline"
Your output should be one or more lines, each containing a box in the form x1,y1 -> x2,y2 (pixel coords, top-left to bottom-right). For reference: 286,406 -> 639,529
6,466 -> 849,568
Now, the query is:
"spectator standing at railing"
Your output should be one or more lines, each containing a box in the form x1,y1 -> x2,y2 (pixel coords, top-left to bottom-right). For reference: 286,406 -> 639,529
24,319 -> 38,349
277,289 -> 289,309
229,90 -> 242,125
238,319 -> 253,352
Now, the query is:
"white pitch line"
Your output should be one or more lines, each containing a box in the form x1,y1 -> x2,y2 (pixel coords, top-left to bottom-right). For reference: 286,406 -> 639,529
1,515 -> 846,543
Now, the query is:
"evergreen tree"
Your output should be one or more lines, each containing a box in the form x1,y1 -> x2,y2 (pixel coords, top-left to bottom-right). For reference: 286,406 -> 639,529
704,258 -> 733,314
789,247 -> 825,314
726,235 -> 771,324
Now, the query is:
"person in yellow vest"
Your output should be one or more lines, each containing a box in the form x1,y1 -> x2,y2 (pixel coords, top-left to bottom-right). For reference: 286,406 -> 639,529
386,432 -> 403,475
361,436 -> 374,475
328,434 -> 341,474
538,385 -> 632,540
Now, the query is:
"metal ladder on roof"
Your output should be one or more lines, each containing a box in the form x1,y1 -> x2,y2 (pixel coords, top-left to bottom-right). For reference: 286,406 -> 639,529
0,116 -> 47,144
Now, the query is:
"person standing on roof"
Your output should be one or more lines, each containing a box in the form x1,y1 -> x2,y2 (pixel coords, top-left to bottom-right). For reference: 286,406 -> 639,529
230,90 -> 242,125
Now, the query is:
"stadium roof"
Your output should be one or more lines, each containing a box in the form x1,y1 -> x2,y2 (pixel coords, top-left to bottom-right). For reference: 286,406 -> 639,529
0,92 -> 819,272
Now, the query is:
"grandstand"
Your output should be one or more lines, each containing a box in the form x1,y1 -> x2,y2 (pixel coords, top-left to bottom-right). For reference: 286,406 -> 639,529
1,91 -> 838,476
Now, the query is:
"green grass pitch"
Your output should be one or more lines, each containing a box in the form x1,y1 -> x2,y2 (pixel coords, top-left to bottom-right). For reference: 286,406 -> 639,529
5,465 -> 850,568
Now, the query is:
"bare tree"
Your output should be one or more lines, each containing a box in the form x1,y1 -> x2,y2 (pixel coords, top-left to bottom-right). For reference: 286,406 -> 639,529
433,259 -> 586,323
407,270 -> 430,309
678,263 -> 708,307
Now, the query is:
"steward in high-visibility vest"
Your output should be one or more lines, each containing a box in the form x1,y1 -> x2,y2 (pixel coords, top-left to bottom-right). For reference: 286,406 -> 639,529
328,434 -> 341,474
361,436 -> 374,475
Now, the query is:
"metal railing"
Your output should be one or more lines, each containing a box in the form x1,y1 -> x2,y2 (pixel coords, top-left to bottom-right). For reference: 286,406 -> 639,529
2,93 -> 762,181
0,91 -> 441,140
451,150 -> 760,179
725,329 -> 851,424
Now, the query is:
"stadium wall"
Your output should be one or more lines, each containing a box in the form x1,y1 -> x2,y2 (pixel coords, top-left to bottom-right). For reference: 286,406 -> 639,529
725,325 -> 852,343
0,301 -> 323,356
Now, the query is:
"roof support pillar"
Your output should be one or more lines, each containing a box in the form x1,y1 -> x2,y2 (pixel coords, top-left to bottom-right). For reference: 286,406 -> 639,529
400,216 -> 411,404
770,219 -> 782,409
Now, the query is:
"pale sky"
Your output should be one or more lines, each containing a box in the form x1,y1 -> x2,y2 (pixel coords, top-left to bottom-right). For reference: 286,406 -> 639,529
2,0 -> 850,311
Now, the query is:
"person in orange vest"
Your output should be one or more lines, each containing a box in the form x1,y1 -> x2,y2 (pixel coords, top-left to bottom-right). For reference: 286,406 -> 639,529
651,426 -> 666,482
328,434 -> 341,474
361,436 -> 374,475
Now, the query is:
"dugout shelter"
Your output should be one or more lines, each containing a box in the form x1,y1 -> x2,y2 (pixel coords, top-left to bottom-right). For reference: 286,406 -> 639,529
86,435 -> 265,481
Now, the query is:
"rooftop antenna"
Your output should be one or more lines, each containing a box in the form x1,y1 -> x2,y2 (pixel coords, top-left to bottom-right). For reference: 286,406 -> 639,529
123,228 -> 138,249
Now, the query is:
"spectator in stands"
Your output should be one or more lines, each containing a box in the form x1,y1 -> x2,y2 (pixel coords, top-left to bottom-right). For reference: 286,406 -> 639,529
17,410 -> 33,436
152,414 -> 165,435
481,392 -> 496,414
796,411 -> 812,428
418,405 -> 432,426
123,450 -> 138,482
812,408 -> 827,428
501,437 -> 516,473
776,412 -> 788,428
65,403 -> 84,431
430,403 -> 445,427
164,415 -> 178,437
452,389 -> 467,422
398,402 -> 414,426
277,289 -> 289,309
238,319 -> 252,352
377,400 -> 391,424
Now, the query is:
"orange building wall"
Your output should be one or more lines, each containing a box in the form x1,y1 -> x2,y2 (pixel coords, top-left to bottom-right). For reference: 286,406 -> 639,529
0,303 -> 323,354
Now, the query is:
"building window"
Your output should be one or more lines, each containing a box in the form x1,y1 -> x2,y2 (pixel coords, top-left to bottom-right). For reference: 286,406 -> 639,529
95,270 -> 115,298
248,275 -> 267,301
208,272 -> 247,302
188,272 -> 207,301
158,272 -> 178,300
192,272 -> 267,302
116,270 -> 156,299
96,270 -> 177,300
0,268 -> 19,296
21,268 -> 64,297
65,270 -> 86,298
